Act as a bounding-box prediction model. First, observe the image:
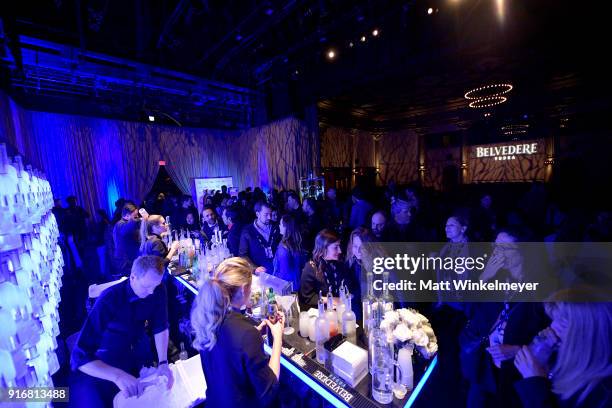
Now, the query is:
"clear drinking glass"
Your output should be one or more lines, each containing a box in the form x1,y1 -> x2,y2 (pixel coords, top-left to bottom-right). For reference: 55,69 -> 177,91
276,294 -> 296,335
299,311 -> 310,337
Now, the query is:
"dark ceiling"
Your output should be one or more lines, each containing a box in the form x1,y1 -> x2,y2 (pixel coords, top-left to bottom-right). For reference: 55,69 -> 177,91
1,1 -> 609,133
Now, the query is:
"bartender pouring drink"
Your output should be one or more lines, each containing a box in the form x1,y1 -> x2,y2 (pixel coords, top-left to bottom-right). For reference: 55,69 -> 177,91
191,257 -> 285,407
69,255 -> 174,407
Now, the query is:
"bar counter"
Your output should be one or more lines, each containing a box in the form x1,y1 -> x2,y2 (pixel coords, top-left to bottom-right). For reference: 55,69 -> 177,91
171,269 -> 437,408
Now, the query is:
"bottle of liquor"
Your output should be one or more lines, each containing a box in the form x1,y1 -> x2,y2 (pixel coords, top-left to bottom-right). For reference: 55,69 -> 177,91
268,288 -> 277,306
179,342 -> 188,360
178,245 -> 185,268
191,246 -> 200,280
337,283 -> 346,328
265,288 -> 279,347
188,240 -> 195,268
368,300 -> 385,373
315,291 -> 330,364
371,323 -> 394,404
362,272 -> 376,337
261,286 -> 268,316
324,287 -> 338,337
381,271 -> 394,312
342,295 -> 357,344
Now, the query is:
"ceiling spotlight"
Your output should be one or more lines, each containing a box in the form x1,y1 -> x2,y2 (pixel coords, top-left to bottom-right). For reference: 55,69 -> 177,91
372,29 -> 379,37
360,35 -> 366,42
427,7 -> 434,15
148,115 -> 155,122
349,42 -> 354,47
327,50 -> 336,59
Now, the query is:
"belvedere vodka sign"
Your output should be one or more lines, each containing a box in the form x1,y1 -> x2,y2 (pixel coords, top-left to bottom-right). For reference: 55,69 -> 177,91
475,142 -> 538,161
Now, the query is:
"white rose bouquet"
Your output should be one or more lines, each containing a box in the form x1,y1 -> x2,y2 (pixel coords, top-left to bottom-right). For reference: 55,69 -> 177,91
379,308 -> 438,359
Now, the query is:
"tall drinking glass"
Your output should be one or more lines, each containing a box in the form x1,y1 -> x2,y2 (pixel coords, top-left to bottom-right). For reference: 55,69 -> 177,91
299,311 -> 310,337
276,294 -> 296,335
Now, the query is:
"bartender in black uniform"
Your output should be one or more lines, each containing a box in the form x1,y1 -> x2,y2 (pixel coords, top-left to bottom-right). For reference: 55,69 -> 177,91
138,209 -> 179,261
191,257 -> 284,407
69,255 -> 174,407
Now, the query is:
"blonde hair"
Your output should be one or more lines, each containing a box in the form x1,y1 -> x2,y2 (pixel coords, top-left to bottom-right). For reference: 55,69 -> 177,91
544,288 -> 612,403
191,257 -> 253,351
346,227 -> 375,267
139,214 -> 165,252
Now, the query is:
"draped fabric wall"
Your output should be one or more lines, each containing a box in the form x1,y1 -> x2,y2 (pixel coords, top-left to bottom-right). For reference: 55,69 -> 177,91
355,131 -> 375,167
0,92 -> 316,217
424,147 -> 461,190
158,126 -> 240,194
0,94 -> 162,217
320,126 -> 419,184
162,117 -> 317,196
378,130 -> 419,184
321,127 -> 353,167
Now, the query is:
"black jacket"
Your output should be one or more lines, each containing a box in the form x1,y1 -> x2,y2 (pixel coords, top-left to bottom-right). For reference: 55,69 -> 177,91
239,223 -> 280,272
226,222 -> 243,257
200,311 -> 279,407
139,234 -> 168,258
201,220 -> 227,243
112,218 -> 141,275
460,302 -> 550,407
299,259 -> 355,310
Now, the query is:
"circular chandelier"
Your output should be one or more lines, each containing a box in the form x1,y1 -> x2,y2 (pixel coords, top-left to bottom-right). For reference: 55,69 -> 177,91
469,96 -> 507,108
465,83 -> 513,109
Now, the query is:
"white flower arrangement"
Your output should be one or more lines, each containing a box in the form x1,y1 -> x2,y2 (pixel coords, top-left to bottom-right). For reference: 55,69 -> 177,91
380,308 -> 438,359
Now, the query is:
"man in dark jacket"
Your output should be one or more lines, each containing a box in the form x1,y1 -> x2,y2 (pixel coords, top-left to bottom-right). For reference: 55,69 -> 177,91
239,201 -> 281,272
65,195 -> 90,245
348,187 -> 373,229
201,205 -> 227,243
222,207 -> 243,257
70,256 -> 173,407
112,204 -> 141,276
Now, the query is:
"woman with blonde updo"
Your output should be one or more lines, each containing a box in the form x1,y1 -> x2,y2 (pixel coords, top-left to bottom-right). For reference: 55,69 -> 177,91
191,257 -> 284,407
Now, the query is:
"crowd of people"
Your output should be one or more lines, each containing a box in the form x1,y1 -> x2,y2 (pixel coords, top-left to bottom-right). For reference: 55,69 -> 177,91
60,181 -> 611,407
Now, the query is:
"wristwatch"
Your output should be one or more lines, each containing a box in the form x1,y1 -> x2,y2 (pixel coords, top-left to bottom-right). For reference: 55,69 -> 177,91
158,360 -> 168,366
